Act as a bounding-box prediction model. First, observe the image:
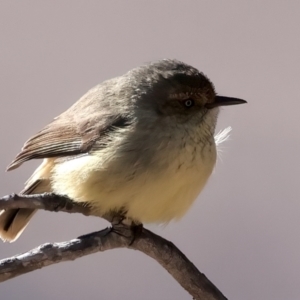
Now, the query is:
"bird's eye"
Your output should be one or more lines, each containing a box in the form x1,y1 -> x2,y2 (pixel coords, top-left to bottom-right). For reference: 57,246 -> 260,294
183,99 -> 195,108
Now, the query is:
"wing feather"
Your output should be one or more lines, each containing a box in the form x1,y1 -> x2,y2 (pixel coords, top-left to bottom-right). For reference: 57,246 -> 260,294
7,79 -> 130,171
7,114 -> 128,171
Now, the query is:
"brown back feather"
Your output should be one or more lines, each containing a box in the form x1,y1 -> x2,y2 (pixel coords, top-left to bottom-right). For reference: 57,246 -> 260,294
7,114 -> 128,171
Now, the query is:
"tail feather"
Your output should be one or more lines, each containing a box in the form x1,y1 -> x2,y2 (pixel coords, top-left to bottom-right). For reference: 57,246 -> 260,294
0,159 -> 53,242
0,209 -> 36,242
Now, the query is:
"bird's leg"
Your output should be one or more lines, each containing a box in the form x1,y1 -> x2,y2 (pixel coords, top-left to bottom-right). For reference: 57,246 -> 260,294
109,213 -> 143,245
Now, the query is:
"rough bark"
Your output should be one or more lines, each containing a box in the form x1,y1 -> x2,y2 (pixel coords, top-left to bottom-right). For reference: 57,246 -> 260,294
0,193 -> 227,300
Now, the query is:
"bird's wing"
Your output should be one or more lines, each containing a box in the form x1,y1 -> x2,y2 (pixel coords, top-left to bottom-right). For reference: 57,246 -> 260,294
7,112 -> 128,171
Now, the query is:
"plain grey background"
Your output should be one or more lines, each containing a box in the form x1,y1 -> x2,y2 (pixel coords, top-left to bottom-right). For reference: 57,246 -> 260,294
0,1 -> 299,299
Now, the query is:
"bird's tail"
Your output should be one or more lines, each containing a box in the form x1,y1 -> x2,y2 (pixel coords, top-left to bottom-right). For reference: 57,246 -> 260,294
0,208 -> 37,242
0,160 -> 52,242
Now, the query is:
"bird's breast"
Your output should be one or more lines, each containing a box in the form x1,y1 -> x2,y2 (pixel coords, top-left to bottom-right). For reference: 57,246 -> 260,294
51,127 -> 217,223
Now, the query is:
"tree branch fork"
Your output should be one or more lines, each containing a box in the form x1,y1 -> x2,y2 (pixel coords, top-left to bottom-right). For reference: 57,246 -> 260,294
0,193 -> 227,300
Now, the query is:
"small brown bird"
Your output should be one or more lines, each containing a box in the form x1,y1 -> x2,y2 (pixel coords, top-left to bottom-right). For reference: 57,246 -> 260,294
0,59 -> 246,242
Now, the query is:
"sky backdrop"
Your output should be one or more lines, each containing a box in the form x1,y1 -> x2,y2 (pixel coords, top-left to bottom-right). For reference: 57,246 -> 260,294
0,1 -> 299,299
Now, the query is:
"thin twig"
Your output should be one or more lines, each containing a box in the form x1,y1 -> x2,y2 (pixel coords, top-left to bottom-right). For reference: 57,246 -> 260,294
0,193 -> 227,300
0,193 -> 91,216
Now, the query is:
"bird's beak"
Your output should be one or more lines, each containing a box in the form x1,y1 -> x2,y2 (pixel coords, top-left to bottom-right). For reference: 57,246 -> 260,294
205,96 -> 247,109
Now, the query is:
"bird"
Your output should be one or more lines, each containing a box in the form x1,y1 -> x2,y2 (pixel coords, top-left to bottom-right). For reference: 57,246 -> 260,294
0,59 -> 246,242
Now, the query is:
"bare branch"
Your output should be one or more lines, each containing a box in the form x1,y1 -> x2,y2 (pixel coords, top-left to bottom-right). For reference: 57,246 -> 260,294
134,228 -> 227,300
0,193 -> 227,300
0,193 -> 91,216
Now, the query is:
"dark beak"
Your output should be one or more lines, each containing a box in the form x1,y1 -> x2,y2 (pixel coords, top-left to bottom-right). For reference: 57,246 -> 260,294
205,96 -> 247,109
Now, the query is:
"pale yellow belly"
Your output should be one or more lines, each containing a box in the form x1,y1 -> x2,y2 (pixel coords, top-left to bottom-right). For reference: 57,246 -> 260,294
51,144 -> 216,223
